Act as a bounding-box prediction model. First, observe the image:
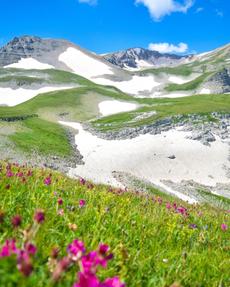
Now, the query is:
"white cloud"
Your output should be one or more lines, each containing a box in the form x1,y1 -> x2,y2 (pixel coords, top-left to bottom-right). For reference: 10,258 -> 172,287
148,42 -> 188,53
78,0 -> 97,5
135,0 -> 194,20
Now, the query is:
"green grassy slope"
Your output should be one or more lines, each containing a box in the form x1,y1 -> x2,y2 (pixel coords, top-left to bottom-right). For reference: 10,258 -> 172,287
0,162 -> 229,286
92,94 -> 230,131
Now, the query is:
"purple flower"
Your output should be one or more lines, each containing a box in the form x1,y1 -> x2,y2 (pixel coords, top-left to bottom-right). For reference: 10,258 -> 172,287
221,224 -> 228,231
11,215 -> 22,228
25,243 -> 37,255
189,224 -> 197,229
58,198 -> 63,205
44,177 -> 51,186
34,210 -> 45,224
79,178 -> 86,186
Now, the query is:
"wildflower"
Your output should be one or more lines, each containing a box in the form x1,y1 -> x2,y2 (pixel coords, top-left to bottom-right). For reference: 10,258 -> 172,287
0,239 -> 17,257
25,243 -> 37,255
58,209 -> 64,216
27,170 -> 33,177
162,258 -> 168,263
73,272 -> 99,287
68,223 -> 77,231
157,197 -> 162,205
166,203 -> 171,209
16,171 -> 24,177
52,257 -> 71,281
98,244 -> 109,255
17,250 -> 33,277
67,239 -> 85,260
79,177 -> 86,185
221,224 -> 228,231
44,177 -> 52,186
189,224 -> 197,229
102,277 -> 126,287
5,184 -> 10,190
34,210 -> 45,224
6,170 -> 14,177
57,198 -> 63,206
11,215 -> 22,228
79,199 -> 86,208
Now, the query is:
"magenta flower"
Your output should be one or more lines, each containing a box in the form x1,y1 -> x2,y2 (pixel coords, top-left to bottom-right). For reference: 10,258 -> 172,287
221,224 -> 228,231
34,210 -> 45,224
0,239 -> 18,257
73,272 -> 99,287
11,215 -> 22,228
67,239 -> 85,259
16,172 -> 24,177
98,244 -> 109,255
44,177 -> 52,186
6,170 -> 14,177
17,250 -> 33,277
79,199 -> 86,208
25,243 -> 37,255
58,209 -> 64,216
27,170 -> 33,177
102,277 -> 126,287
166,203 -> 171,209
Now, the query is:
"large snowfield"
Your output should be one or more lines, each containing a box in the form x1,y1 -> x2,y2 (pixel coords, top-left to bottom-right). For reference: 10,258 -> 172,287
60,121 -> 230,203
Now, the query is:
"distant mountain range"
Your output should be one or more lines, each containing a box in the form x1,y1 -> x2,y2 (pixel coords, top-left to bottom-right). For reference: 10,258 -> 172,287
103,47 -> 191,70
0,35 -> 229,97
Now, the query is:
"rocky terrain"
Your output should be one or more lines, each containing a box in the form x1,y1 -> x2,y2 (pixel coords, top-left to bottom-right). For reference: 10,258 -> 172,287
103,47 -> 190,70
89,112 -> 230,145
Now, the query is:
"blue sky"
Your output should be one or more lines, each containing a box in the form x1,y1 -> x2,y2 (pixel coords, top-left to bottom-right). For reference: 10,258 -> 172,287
0,0 -> 229,54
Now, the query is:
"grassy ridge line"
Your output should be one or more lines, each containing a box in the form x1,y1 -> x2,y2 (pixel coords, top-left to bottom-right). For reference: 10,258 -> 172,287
165,73 -> 212,92
0,162 -> 229,286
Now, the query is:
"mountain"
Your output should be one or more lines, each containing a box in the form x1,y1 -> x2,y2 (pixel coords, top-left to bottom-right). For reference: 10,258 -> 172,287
0,36 -> 229,98
103,47 -> 191,70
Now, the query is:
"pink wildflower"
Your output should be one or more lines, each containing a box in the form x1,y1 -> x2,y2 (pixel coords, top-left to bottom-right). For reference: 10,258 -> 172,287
67,239 -> 85,259
102,277 -> 126,287
11,215 -> 22,228
57,198 -> 63,205
73,272 -> 99,287
44,177 -> 52,186
79,199 -> 86,208
79,178 -> 86,185
221,224 -> 228,231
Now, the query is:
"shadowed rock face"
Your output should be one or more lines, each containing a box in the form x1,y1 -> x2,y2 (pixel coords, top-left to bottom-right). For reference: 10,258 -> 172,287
103,47 -> 189,69
0,35 -> 71,68
204,68 -> 230,93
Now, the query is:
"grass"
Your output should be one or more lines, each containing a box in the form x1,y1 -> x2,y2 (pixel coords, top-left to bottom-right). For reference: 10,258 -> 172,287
139,65 -> 193,76
165,73 -> 212,92
9,118 -> 71,157
0,162 -> 229,287
92,94 -> 230,131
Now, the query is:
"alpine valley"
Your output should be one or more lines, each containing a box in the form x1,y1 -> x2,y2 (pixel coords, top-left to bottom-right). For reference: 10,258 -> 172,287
0,35 -> 230,204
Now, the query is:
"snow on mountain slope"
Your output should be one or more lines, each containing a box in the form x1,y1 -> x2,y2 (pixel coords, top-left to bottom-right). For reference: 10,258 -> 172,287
59,47 -> 114,78
95,75 -> 160,95
5,58 -> 55,70
0,86 -> 74,106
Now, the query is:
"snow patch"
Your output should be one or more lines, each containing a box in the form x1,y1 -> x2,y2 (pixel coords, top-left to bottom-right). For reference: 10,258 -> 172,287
98,100 -> 137,116
0,86 -> 74,106
59,47 -> 114,79
5,58 -> 55,70
60,121 -> 230,203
